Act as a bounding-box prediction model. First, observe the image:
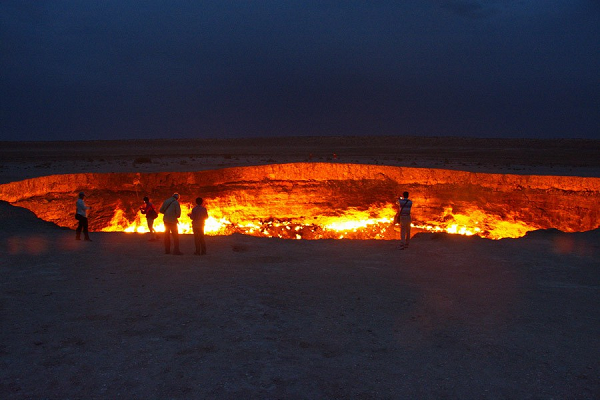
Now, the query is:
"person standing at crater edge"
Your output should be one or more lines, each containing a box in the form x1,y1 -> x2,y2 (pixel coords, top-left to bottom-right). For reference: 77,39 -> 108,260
75,191 -> 92,241
188,197 -> 209,255
396,191 -> 413,249
159,193 -> 183,255
140,196 -> 159,241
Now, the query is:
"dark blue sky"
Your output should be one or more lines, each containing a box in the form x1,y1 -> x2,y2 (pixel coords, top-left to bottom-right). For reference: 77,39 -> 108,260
1,0 -> 599,141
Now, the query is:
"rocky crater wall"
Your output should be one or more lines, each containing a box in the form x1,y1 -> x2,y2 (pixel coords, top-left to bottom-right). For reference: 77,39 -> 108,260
0,163 -> 598,235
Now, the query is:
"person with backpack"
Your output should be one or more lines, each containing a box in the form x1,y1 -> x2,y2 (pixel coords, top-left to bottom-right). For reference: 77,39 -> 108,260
396,191 -> 413,250
140,196 -> 158,241
188,197 -> 209,255
159,193 -> 182,255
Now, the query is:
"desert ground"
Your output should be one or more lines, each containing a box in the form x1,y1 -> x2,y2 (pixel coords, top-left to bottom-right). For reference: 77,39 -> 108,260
0,137 -> 599,399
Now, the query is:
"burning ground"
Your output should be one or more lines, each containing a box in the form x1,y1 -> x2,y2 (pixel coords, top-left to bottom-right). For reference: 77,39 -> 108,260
0,138 -> 599,398
1,163 -> 598,241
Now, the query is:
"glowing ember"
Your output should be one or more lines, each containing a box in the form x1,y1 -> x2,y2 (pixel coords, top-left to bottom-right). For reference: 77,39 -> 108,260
101,201 -> 539,240
1,164 -> 597,240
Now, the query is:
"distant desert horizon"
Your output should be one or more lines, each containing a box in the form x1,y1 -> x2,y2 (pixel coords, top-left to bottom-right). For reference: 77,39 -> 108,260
1,136 -> 599,185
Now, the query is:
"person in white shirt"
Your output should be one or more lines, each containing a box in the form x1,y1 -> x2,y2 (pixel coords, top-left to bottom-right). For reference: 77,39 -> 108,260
75,191 -> 91,241
397,191 -> 413,249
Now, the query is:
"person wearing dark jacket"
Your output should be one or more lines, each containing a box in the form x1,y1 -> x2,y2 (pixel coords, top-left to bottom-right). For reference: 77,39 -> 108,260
188,197 -> 209,255
397,191 -> 413,249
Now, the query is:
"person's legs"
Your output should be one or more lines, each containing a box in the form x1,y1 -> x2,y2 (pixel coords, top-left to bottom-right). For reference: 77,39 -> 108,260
400,216 -> 411,248
199,229 -> 206,254
75,215 -> 82,239
193,227 -> 200,254
172,224 -> 181,254
192,224 -> 206,255
164,223 -> 171,253
400,223 -> 406,246
82,216 -> 90,240
147,218 -> 155,240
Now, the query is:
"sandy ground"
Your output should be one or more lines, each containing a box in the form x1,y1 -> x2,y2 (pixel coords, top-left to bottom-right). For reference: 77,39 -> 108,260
1,136 -> 599,183
0,137 -> 599,399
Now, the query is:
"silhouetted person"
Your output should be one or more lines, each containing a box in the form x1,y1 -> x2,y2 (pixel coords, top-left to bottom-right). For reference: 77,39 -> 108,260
188,197 -> 209,255
159,193 -> 182,255
397,191 -> 413,249
140,196 -> 158,241
75,191 -> 91,241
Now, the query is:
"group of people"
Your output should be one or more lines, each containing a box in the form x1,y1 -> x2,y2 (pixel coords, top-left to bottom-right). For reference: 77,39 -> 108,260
74,192 -> 209,256
75,190 -> 413,252
140,193 -> 209,255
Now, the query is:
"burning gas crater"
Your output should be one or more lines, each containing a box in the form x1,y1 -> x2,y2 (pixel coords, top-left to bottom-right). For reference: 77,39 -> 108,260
0,163 -> 598,240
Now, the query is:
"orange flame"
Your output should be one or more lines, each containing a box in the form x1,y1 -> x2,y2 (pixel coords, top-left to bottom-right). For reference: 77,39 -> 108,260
412,206 -> 537,240
101,202 -> 539,240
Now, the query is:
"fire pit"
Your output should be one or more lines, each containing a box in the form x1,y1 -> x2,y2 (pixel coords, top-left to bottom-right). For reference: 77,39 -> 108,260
0,163 -> 598,240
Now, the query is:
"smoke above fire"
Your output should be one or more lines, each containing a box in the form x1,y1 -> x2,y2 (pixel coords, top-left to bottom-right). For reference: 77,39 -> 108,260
0,163 -> 598,240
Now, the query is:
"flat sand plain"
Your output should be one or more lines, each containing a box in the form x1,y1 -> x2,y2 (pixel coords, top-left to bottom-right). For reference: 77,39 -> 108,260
0,137 -> 599,399
1,136 -> 599,183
